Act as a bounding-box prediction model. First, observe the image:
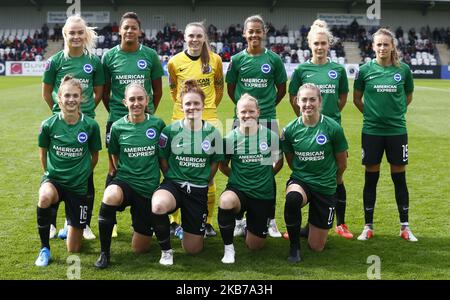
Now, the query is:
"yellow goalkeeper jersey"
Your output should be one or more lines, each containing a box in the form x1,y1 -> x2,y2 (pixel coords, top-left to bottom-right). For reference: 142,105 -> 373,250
168,50 -> 224,121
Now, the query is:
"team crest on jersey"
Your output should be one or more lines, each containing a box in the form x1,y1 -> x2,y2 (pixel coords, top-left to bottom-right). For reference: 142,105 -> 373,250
204,65 -> 212,74
259,141 -> 269,151
261,64 -> 271,74
44,59 -> 51,71
328,70 -> 338,79
158,133 -> 168,148
137,60 -> 147,69
83,64 -> 93,74
202,140 -> 211,151
78,132 -> 88,143
146,128 -> 156,139
316,134 -> 327,145
393,73 -> 402,82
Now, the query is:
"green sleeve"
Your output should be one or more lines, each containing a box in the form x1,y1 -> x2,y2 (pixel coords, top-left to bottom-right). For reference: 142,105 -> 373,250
93,57 -> 105,86
403,65 -> 414,94
211,128 -> 224,162
156,118 -> 166,156
150,51 -> 164,80
271,132 -> 282,162
339,66 -> 349,94
108,124 -> 119,156
353,66 -> 365,92
89,120 -> 102,152
225,56 -> 238,84
223,132 -> 234,160
158,126 -> 171,159
274,55 -> 288,84
42,57 -> 56,85
38,121 -> 50,148
288,68 -> 302,96
332,125 -> 348,154
280,127 -> 293,154
101,53 -> 111,84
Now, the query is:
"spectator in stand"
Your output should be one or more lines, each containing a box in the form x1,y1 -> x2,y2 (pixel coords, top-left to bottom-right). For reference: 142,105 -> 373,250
53,23 -> 62,42
111,22 -> 119,33
267,22 -> 276,37
396,26 -> 404,39
42,23 -> 49,40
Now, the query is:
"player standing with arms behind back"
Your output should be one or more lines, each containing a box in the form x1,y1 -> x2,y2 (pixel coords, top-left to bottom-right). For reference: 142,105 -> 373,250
353,28 -> 417,242
287,19 -> 351,239
226,15 -> 287,238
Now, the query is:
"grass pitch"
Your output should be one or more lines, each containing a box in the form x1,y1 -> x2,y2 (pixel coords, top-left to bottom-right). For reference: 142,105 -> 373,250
0,76 -> 449,280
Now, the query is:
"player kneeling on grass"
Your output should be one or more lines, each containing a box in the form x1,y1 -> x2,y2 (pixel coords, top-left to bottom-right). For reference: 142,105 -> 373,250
218,94 -> 283,264
281,83 -> 348,263
151,80 -> 223,263
35,75 -> 102,267
94,84 -> 167,269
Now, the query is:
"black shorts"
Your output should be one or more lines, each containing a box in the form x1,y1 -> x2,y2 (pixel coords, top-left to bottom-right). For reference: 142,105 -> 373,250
286,178 -> 336,230
105,121 -> 113,148
43,179 -> 88,229
232,119 -> 279,135
362,133 -> 408,165
109,179 -> 154,237
224,185 -> 273,238
156,179 -> 208,235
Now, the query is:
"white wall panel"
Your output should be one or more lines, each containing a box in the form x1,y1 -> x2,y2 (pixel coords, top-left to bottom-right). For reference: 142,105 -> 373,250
0,5 -> 448,33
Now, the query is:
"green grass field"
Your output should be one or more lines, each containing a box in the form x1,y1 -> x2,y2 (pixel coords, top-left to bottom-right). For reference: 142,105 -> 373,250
0,76 -> 449,280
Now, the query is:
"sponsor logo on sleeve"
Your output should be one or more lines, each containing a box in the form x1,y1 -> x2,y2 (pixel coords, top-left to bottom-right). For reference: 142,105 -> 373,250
159,133 -> 168,148
44,59 -> 51,71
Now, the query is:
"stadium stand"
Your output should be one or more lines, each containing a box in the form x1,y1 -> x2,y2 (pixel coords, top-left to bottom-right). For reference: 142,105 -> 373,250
0,27 -> 48,62
92,22 -> 348,65
358,24 -> 450,66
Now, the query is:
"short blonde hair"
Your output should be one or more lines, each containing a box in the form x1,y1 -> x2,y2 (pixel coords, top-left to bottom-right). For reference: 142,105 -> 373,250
237,93 -> 259,110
